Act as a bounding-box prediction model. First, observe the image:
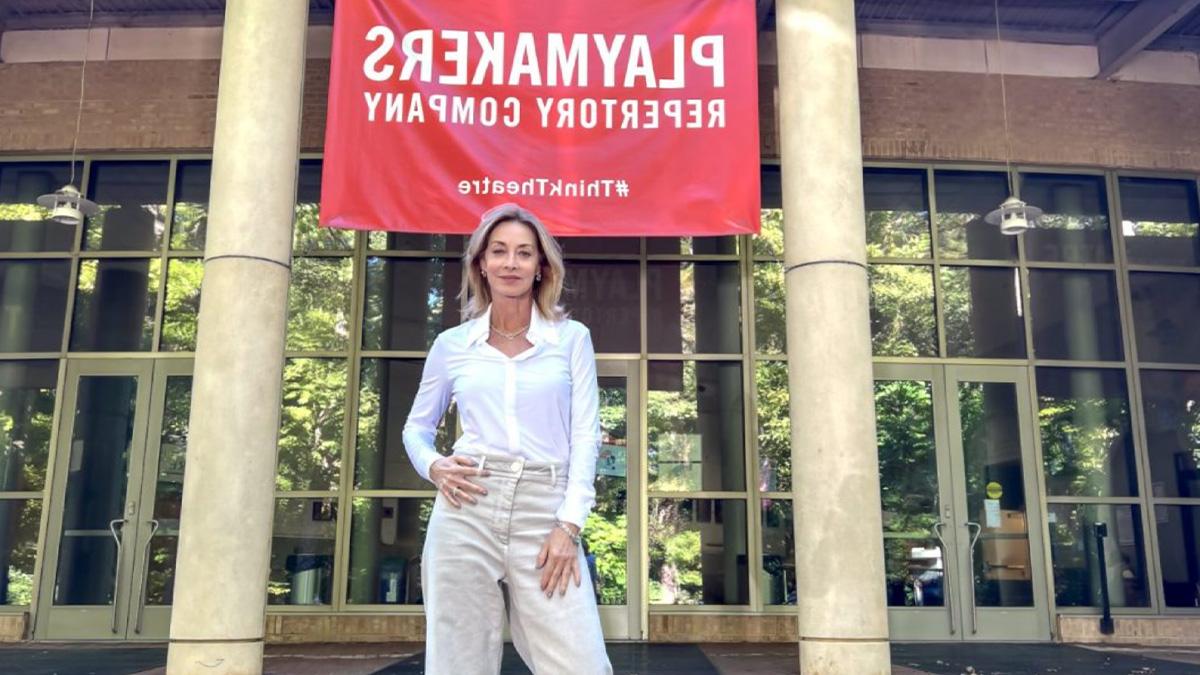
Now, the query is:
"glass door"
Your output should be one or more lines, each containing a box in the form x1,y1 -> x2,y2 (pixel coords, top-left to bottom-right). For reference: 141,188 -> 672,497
35,359 -> 192,640
876,364 -> 1050,641
591,360 -> 642,640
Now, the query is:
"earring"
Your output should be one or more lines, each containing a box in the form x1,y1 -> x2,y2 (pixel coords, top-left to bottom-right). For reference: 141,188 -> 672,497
481,270 -> 487,277
535,272 -> 542,282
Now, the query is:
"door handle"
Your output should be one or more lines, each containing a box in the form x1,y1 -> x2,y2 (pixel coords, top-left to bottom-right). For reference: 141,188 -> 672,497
964,521 -> 983,634
133,519 -> 161,634
931,521 -> 956,635
108,519 -> 128,634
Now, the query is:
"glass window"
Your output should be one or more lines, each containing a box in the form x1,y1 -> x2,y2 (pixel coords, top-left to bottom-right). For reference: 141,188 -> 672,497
934,170 -> 1017,260
1119,177 -> 1200,267
1047,503 -> 1149,608
0,260 -> 70,352
368,232 -> 464,253
0,361 -> 57,492
754,262 -> 785,354
347,497 -> 433,604
70,258 -> 161,351
1029,269 -> 1123,362
144,374 -> 191,606
885,537 -> 946,607
1020,173 -> 1112,263
869,264 -> 937,357
169,160 -> 211,251
0,499 -> 42,606
268,497 -> 337,606
1154,505 -> 1200,608
864,168 -> 930,259
959,381 -> 1034,608
648,498 -> 748,605
363,257 -> 462,353
287,257 -> 354,352
875,379 -> 937,534
563,261 -> 640,354
941,266 -> 1026,359
356,359 -> 454,490
1037,368 -> 1138,497
590,374 -> 630,607
560,236 -> 640,255
83,161 -> 169,252
0,162 -> 78,252
160,258 -> 203,352
647,262 -> 741,354
754,167 -> 783,257
277,358 -> 346,491
761,499 -> 794,605
756,361 -> 790,493
647,361 -> 744,492
1130,272 -> 1200,364
1140,370 -> 1200,499
294,160 -> 354,253
646,236 -> 737,256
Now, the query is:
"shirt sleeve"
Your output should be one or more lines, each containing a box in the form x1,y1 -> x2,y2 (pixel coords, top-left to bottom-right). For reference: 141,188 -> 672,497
555,325 -> 601,529
402,334 -> 452,483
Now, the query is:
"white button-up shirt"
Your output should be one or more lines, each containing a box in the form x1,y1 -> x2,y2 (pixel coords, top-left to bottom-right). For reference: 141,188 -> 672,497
402,304 -> 601,528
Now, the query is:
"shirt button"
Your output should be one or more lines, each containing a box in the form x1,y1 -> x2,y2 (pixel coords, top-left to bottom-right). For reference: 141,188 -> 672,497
510,461 -> 522,472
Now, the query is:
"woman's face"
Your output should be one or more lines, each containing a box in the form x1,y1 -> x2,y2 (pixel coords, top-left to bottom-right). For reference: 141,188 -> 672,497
481,220 -> 541,300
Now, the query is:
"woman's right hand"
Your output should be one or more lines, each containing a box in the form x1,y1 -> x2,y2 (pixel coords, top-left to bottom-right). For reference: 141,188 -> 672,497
429,456 -> 490,508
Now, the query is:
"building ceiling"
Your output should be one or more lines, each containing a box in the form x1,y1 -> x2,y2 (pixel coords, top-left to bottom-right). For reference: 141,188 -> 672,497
3,1 -> 1198,77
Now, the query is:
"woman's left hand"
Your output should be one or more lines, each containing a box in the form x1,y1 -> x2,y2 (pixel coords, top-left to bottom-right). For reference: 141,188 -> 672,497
536,523 -> 581,598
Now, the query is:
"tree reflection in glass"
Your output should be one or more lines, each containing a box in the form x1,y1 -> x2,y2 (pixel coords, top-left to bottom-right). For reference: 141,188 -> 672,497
276,358 -> 346,491
1037,368 -> 1138,498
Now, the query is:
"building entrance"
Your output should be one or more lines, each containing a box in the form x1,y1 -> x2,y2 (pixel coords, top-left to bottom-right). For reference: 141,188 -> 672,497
876,364 -> 1052,641
35,359 -> 192,640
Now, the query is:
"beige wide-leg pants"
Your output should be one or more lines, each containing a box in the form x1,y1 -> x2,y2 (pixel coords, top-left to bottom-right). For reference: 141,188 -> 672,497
422,452 -> 613,675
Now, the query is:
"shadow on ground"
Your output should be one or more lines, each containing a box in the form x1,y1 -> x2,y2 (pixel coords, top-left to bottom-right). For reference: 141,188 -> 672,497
1,641 -> 1198,674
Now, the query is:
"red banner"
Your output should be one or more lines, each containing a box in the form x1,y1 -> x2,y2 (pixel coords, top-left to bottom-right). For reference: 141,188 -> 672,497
319,0 -> 760,236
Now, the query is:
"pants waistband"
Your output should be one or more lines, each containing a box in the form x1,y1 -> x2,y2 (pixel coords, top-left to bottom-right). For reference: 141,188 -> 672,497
453,450 -> 564,482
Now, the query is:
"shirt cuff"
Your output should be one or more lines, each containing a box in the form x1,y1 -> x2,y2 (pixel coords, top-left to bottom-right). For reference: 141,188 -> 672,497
554,499 -> 591,531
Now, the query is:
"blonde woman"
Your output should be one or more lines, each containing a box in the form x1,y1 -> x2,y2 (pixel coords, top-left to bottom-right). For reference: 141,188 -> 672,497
403,203 -> 612,674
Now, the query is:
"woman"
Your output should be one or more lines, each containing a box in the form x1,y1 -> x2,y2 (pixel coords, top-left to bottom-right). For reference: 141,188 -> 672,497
403,203 -> 612,675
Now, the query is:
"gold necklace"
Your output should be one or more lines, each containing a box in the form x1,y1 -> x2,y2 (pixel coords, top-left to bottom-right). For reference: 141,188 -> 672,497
490,323 -> 530,341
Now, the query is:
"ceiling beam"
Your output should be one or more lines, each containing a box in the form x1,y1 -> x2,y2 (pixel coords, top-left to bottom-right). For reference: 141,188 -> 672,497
0,9 -> 334,31
857,19 -> 1096,46
1096,0 -> 1200,78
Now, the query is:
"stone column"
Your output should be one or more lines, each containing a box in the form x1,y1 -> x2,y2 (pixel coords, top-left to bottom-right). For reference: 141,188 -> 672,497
775,1 -> 892,672
166,1 -> 307,673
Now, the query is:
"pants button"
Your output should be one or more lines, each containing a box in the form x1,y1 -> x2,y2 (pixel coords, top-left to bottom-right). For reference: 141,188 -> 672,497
510,461 -> 522,472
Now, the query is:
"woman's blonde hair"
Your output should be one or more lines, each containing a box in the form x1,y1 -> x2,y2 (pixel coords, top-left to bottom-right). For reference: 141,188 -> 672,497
459,203 -> 566,322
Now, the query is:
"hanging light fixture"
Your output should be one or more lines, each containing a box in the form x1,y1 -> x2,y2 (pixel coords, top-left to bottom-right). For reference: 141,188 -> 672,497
984,0 -> 1041,236
37,0 -> 99,226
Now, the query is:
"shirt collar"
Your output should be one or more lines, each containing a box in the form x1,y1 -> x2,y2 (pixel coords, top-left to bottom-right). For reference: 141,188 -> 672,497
466,304 -> 560,347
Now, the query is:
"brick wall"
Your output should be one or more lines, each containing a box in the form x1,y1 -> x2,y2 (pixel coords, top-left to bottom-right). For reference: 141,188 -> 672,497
3,59 -> 1198,174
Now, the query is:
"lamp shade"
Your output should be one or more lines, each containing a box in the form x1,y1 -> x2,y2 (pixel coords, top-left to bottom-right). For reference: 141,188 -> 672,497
985,195 -> 1043,236
36,184 -> 99,226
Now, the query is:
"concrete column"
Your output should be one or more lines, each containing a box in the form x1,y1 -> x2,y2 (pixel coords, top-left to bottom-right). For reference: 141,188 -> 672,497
776,1 -> 892,673
166,1 -> 307,673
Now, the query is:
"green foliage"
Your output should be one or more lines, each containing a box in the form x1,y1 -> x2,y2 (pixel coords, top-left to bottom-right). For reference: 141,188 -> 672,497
583,513 -> 627,605
161,259 -> 204,351
287,258 -> 353,351
1038,387 -> 1130,497
755,362 -> 790,491
869,264 -> 936,357
277,359 -> 347,491
867,210 -> 931,259
647,500 -> 702,605
875,380 -> 937,536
